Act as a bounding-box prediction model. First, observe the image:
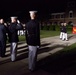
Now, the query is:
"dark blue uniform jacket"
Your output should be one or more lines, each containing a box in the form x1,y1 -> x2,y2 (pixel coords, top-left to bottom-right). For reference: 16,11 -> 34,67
25,19 -> 40,46
8,23 -> 23,42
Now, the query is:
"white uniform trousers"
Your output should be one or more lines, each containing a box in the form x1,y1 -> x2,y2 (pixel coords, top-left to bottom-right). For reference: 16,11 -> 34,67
11,42 -> 17,61
62,33 -> 68,41
60,32 -> 63,39
64,33 -> 68,40
28,46 -> 37,71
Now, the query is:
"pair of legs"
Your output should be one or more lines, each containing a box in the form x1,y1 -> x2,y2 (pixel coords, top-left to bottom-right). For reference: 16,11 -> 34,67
60,32 -> 68,41
62,33 -> 68,41
10,42 -> 17,61
60,32 -> 63,39
28,46 -> 38,71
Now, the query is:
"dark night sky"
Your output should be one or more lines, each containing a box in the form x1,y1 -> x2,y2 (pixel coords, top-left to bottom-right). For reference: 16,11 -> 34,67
0,0 -> 75,21
0,0 -> 67,12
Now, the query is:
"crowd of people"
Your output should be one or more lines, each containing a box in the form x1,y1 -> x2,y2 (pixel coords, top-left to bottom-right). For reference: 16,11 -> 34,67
0,10 -> 69,72
0,11 -> 40,71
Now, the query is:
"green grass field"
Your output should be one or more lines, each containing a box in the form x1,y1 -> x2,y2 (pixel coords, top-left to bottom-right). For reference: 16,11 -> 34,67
19,30 -> 72,41
40,30 -> 72,38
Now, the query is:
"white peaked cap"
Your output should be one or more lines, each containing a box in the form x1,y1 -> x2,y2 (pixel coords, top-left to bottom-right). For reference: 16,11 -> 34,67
10,16 -> 17,19
29,11 -> 37,14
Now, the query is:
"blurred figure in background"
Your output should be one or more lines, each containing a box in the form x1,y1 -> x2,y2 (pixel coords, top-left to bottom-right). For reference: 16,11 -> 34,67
62,23 -> 68,41
0,19 -> 7,57
60,22 -> 64,40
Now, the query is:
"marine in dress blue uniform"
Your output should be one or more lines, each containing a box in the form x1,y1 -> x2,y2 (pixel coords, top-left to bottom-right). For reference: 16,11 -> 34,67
0,19 -> 7,57
25,11 -> 40,71
8,17 -> 23,61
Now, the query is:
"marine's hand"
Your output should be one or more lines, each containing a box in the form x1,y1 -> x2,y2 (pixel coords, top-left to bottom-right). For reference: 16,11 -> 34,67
17,20 -> 20,23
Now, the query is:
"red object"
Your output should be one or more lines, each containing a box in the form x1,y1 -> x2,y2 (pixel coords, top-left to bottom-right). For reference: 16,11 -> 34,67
73,26 -> 76,34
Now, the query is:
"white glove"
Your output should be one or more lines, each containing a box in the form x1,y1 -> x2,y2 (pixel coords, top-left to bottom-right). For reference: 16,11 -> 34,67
17,20 -> 20,23
4,23 -> 7,26
37,46 -> 40,48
